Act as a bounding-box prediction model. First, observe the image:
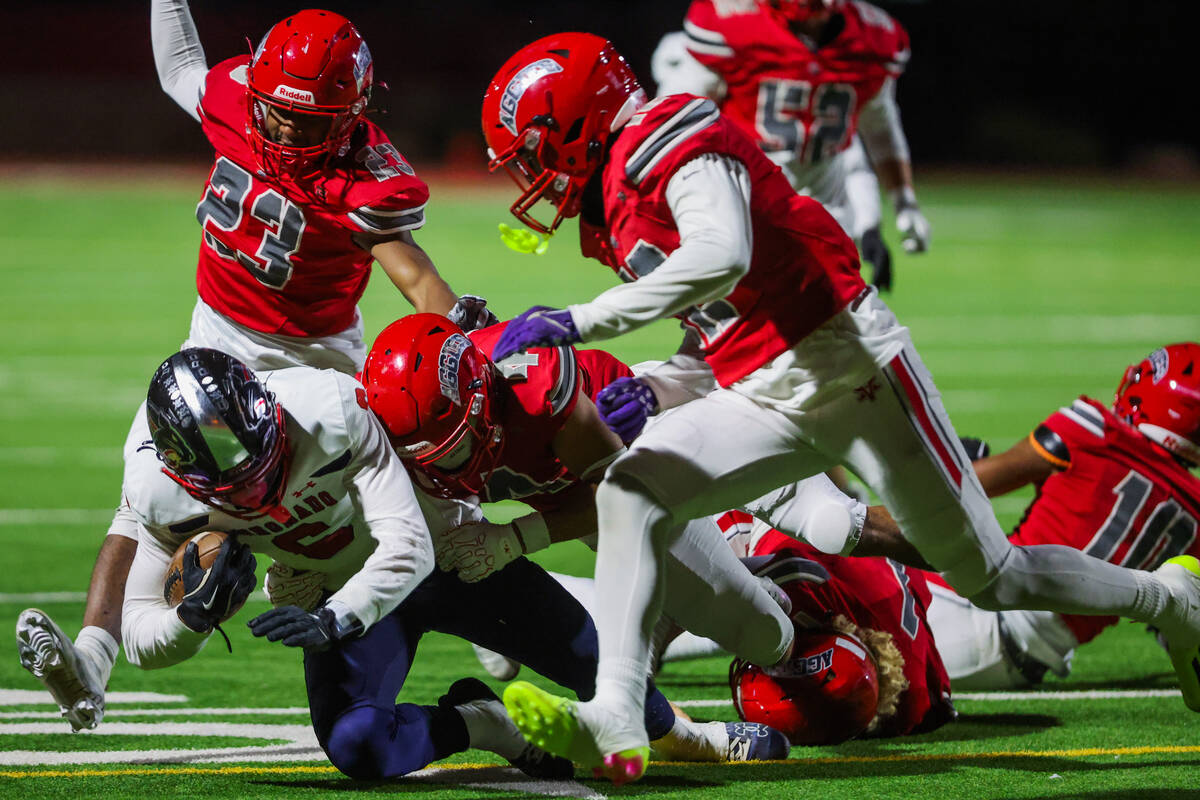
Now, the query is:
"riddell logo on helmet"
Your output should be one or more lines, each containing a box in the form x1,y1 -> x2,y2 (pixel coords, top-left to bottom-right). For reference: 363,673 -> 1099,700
499,58 -> 563,135
273,85 -> 316,104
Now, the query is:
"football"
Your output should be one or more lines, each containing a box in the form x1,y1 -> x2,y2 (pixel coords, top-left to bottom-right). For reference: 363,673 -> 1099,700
163,531 -> 233,608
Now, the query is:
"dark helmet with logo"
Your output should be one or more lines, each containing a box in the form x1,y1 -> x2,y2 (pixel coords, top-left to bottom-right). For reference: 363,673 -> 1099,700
146,348 -> 290,519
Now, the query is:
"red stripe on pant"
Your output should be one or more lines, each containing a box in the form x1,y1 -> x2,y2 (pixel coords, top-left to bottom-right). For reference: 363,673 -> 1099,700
888,353 -> 963,489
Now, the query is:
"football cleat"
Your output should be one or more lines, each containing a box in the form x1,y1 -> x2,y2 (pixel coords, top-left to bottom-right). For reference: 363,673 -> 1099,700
15,609 -> 105,731
439,677 -> 573,779
1153,556 -> 1200,711
502,681 -> 650,786
723,721 -> 791,761
473,643 -> 521,682
652,719 -> 790,762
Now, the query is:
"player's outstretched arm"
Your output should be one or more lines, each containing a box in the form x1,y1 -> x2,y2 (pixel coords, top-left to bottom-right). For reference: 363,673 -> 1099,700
972,434 -> 1058,498
151,0 -> 208,122
363,232 -> 460,318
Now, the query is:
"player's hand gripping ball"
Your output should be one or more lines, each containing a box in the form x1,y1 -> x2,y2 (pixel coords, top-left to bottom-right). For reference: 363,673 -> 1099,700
164,531 -> 257,632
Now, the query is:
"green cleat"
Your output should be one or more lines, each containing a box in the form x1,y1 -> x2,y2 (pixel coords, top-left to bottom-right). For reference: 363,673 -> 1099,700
502,681 -> 651,785
1157,555 -> 1200,712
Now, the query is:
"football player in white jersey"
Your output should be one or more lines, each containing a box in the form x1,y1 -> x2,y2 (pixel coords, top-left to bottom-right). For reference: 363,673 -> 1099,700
118,348 -> 585,778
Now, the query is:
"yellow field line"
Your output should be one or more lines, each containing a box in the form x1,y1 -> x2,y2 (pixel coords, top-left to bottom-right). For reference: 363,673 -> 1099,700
3,745 -> 1199,779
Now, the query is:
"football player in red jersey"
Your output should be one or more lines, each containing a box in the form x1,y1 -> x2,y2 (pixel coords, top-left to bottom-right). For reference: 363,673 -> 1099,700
652,0 -> 928,288
15,2 -> 495,732
724,515 -> 954,740
479,34 -> 1200,782
359,314 -> 800,763
925,343 -> 1200,688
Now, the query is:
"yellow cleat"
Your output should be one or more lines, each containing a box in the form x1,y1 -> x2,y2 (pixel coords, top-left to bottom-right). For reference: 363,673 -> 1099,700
502,681 -> 650,785
1159,555 -> 1200,711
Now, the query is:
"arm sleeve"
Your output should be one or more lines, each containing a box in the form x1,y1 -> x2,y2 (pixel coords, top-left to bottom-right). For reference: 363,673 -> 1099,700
651,32 -> 726,100
151,0 -> 208,122
323,403 -> 435,632
857,78 -> 911,166
121,524 -> 211,669
568,154 -> 753,342
633,328 -> 717,410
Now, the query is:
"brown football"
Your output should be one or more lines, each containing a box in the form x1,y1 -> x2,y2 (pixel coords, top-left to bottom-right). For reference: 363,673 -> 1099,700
164,531 -> 233,607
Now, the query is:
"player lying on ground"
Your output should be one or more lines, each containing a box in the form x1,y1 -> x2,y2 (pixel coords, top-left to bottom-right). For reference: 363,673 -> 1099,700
478,33 -> 1200,783
110,348 -> 731,779
16,0 -> 497,730
359,314 -> 802,762
923,343 -> 1200,688
652,0 -> 930,290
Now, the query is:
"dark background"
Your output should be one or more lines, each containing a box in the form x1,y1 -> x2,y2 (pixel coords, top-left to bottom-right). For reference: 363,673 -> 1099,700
2,1 -> 1193,176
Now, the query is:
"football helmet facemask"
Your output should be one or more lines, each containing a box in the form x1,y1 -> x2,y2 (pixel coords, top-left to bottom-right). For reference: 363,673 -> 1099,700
1113,342 -> 1200,466
246,9 -> 373,178
361,314 -> 504,499
146,349 -> 290,520
731,626 -> 879,745
482,32 -> 646,235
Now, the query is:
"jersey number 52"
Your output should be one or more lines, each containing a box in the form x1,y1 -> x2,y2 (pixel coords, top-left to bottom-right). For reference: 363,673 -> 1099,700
756,79 -> 856,164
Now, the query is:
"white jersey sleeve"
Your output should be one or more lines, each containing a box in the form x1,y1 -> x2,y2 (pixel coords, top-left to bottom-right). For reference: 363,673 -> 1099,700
121,520 -> 212,669
321,376 -> 435,632
568,153 -> 752,342
651,31 -> 726,100
152,0 -> 208,122
856,78 -> 911,166
633,328 -> 718,411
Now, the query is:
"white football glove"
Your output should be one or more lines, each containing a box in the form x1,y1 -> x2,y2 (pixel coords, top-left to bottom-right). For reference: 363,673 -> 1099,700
264,562 -> 326,611
891,187 -> 931,254
434,521 -> 522,583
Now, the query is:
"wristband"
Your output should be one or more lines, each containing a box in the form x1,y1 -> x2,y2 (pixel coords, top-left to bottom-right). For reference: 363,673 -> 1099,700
511,513 -> 551,554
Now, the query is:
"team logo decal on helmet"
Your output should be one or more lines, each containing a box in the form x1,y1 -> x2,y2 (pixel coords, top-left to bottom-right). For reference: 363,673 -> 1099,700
1149,347 -> 1170,383
499,59 -> 563,135
438,334 -> 471,405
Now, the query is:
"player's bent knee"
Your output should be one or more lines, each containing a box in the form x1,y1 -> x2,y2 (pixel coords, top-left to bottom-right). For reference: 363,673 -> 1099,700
324,706 -> 393,779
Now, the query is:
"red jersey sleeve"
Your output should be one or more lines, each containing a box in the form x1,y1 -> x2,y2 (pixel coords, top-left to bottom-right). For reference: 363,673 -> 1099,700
470,323 -> 582,429
576,349 -> 635,403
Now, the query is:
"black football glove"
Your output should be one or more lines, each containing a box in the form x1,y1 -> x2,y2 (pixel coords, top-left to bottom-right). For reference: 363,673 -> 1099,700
447,294 -> 500,332
959,436 -> 991,462
176,537 -> 257,634
860,226 -> 893,293
247,605 -> 358,651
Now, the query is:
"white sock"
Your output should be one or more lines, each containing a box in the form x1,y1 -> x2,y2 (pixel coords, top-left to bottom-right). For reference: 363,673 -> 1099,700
651,717 -> 726,762
456,700 -> 523,760
74,627 -> 118,690
662,632 -> 726,663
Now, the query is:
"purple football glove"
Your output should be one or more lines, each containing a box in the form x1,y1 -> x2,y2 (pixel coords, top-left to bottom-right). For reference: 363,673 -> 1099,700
493,306 -> 581,361
596,377 -> 659,442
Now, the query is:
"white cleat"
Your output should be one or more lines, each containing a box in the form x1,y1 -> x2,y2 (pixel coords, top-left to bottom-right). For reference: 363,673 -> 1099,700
473,643 -> 521,681
1152,556 -> 1200,712
15,609 -> 105,731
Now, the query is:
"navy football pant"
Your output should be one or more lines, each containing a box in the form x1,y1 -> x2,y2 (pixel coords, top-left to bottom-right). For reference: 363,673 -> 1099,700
304,557 -> 675,778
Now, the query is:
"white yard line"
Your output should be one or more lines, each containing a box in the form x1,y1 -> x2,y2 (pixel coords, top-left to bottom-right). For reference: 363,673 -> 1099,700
674,688 -> 1182,708
0,707 -> 310,720
0,509 -> 114,525
0,690 -> 187,706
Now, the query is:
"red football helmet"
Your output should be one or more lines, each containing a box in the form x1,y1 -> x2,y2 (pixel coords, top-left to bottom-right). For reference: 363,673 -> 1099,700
731,626 -> 879,745
482,33 -> 646,234
767,0 -> 842,24
1113,342 -> 1200,466
246,9 -> 373,178
360,314 -> 504,498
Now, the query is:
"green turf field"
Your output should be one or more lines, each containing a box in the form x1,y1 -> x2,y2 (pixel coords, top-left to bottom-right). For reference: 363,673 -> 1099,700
1,170 -> 1198,799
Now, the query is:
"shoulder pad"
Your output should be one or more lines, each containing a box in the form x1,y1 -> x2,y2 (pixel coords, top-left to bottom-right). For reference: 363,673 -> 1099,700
1059,398 -> 1107,439
625,96 -> 721,185
1030,424 -> 1071,468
